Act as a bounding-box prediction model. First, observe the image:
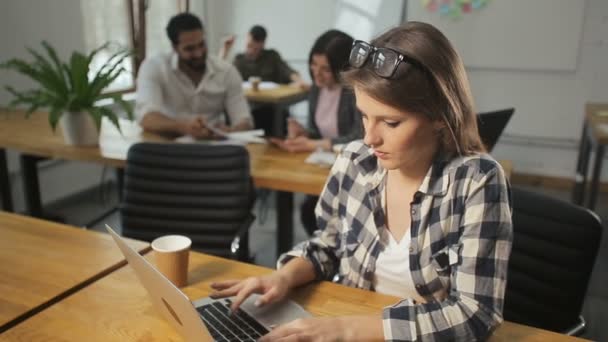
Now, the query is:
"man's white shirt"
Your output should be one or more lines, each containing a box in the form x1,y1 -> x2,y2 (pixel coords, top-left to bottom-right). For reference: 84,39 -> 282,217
135,52 -> 251,127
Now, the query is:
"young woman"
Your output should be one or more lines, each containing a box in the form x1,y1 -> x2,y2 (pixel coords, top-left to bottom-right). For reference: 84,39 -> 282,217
273,29 -> 361,152
273,29 -> 363,236
210,22 -> 513,341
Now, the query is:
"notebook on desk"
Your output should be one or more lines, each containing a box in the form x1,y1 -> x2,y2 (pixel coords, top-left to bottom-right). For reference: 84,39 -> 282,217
105,225 -> 310,342
175,128 -> 266,145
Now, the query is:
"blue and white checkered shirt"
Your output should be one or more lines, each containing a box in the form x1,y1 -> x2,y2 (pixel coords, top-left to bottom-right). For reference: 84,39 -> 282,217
279,141 -> 513,341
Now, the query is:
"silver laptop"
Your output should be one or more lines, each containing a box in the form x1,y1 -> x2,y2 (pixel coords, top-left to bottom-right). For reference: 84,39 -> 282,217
106,225 -> 310,342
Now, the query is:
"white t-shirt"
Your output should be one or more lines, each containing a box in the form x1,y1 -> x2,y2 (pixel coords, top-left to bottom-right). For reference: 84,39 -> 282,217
373,228 -> 426,303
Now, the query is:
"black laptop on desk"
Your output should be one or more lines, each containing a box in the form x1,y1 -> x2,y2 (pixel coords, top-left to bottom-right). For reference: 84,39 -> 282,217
476,108 -> 514,152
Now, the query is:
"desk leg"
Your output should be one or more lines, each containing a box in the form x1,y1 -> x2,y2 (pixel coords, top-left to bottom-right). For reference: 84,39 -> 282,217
77,168 -> 125,228
116,168 -> 124,200
273,105 -> 286,138
276,191 -> 294,256
588,144 -> 605,210
0,149 -> 14,212
573,121 -> 591,205
20,154 -> 44,218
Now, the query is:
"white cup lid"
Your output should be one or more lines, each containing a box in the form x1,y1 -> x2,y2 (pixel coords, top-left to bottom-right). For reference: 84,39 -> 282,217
151,235 -> 192,253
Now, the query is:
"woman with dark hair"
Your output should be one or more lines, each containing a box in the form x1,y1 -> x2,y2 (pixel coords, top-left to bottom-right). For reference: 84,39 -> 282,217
273,29 -> 363,236
211,22 -> 513,341
272,29 -> 362,153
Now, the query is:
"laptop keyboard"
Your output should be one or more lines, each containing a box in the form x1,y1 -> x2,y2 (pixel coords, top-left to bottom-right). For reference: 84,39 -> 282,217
197,299 -> 269,341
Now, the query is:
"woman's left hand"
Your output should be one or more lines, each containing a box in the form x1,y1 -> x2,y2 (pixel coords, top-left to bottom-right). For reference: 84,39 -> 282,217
286,118 -> 308,139
259,316 -> 384,342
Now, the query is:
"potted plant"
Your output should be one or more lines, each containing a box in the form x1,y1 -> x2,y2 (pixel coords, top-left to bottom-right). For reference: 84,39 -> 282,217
0,41 -> 134,146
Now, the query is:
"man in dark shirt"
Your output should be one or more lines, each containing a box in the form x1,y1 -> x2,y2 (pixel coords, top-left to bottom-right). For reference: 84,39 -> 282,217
220,25 -> 308,87
219,25 -> 309,135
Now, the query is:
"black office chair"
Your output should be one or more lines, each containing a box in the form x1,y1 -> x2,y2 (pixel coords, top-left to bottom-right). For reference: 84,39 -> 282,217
504,186 -> 602,336
477,108 -> 514,152
120,143 -> 255,261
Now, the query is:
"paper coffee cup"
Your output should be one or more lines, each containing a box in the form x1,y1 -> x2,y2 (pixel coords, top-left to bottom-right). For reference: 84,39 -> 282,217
249,76 -> 261,91
151,235 -> 191,287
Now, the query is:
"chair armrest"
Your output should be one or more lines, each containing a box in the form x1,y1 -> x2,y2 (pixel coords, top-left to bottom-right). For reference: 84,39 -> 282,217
230,213 -> 256,261
564,315 -> 586,336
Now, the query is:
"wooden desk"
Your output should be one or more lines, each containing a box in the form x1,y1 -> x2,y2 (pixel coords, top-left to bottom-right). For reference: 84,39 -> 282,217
0,111 -> 327,194
245,85 -> 309,105
500,159 -> 513,180
0,251 -> 585,341
573,103 -> 608,209
0,212 -> 149,332
244,85 -> 309,137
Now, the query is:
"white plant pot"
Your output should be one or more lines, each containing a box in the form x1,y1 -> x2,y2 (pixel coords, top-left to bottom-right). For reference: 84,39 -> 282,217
59,111 -> 99,146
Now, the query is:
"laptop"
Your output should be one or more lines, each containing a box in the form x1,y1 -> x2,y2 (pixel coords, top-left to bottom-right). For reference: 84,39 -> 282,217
476,108 -> 514,152
106,225 -> 310,342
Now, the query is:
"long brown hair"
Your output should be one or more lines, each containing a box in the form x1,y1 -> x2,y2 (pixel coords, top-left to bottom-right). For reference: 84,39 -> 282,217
308,30 -> 354,83
342,22 -> 484,157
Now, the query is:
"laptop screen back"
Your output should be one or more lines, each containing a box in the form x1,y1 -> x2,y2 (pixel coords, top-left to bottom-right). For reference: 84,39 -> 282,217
105,225 -> 213,342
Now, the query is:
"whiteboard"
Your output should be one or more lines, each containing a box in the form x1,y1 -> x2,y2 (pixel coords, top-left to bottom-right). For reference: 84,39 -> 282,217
406,0 -> 586,71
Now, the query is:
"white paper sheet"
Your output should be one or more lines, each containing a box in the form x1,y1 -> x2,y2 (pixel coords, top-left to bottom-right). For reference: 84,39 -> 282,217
305,149 -> 337,168
242,81 -> 280,90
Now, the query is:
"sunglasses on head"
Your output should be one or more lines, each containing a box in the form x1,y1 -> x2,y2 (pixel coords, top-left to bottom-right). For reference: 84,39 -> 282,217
348,40 -> 423,79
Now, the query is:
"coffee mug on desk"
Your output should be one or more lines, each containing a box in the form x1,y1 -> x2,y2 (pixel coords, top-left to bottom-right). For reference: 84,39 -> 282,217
249,76 -> 261,91
151,235 -> 191,287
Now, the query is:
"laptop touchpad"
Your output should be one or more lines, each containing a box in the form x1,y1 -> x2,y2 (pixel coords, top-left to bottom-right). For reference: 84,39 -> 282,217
239,294 -> 312,328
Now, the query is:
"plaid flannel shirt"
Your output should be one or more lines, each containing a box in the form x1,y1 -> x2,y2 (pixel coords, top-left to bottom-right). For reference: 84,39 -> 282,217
279,141 -> 513,341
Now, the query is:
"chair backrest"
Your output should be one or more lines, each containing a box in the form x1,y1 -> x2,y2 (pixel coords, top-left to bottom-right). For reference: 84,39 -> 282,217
477,108 -> 514,152
504,186 -> 602,333
121,143 -> 255,259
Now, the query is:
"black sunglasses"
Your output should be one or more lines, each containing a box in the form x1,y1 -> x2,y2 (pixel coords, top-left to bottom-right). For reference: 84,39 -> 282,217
349,40 -> 421,79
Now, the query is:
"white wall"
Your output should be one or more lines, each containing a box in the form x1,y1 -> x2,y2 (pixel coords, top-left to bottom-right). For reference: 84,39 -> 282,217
467,0 -> 608,180
407,0 -> 585,72
0,0 -> 106,212
0,0 -> 86,104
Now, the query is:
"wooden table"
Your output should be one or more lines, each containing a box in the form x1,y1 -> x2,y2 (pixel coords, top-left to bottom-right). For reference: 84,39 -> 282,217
244,84 -> 309,137
0,111 -> 327,194
0,251 -> 585,341
0,211 -> 149,332
573,102 -> 608,209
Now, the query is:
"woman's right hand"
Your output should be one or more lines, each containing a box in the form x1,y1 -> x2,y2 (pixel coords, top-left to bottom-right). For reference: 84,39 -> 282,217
209,272 -> 291,312
287,118 -> 307,139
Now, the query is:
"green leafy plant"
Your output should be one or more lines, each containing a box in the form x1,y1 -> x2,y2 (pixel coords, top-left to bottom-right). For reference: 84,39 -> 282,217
0,41 -> 134,132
